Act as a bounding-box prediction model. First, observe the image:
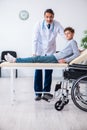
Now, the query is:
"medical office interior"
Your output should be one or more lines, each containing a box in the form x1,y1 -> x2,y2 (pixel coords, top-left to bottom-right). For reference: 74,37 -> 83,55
0,0 -> 87,130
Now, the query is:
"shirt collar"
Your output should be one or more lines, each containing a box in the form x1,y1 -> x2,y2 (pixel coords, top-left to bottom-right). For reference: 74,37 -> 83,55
42,20 -> 54,31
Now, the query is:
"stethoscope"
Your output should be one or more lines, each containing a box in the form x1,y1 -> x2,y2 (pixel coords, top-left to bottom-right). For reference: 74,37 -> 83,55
42,20 -> 54,32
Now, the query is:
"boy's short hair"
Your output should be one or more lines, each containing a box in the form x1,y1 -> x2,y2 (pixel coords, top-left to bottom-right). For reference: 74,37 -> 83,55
44,9 -> 54,15
64,27 -> 75,33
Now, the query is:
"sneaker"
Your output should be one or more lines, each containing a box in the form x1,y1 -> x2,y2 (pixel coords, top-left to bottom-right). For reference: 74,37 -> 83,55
42,93 -> 53,101
35,95 -> 41,101
4,53 -> 16,63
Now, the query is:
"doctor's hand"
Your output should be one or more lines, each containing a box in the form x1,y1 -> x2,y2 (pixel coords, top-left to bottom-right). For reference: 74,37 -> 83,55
58,59 -> 66,63
33,54 -> 36,56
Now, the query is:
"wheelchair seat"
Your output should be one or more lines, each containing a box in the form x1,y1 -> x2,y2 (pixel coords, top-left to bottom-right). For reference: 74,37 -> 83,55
63,64 -> 87,80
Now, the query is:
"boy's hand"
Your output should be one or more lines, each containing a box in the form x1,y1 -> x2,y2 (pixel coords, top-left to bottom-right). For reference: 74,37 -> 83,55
58,59 -> 66,63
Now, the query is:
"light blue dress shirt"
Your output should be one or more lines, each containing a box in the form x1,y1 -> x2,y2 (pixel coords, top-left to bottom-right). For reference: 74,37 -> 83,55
53,39 -> 80,63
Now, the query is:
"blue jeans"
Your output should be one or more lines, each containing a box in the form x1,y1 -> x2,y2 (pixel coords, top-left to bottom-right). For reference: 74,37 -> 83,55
34,69 -> 53,96
16,55 -> 58,63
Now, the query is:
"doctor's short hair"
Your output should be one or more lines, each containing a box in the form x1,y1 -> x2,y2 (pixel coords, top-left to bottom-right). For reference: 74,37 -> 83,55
64,27 -> 75,33
44,9 -> 54,15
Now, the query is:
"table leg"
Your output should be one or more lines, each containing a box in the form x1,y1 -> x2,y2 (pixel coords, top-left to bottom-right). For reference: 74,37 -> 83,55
10,69 -> 16,104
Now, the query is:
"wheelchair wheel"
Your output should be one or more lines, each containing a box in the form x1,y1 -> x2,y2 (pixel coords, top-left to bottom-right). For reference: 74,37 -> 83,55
55,100 -> 64,111
71,75 -> 87,112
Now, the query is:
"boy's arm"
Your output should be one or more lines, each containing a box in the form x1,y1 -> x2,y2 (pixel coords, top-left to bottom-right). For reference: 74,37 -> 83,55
64,41 -> 80,63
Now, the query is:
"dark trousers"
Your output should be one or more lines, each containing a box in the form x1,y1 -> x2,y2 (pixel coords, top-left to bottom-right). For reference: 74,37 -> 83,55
34,69 -> 53,96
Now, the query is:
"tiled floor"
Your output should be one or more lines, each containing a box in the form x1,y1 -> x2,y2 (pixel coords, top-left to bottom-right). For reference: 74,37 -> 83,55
0,77 -> 87,130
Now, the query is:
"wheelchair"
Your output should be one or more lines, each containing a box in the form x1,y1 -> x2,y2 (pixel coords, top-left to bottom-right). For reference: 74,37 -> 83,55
54,64 -> 87,112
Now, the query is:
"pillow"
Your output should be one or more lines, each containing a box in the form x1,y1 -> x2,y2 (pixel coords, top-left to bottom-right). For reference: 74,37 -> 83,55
69,49 -> 87,65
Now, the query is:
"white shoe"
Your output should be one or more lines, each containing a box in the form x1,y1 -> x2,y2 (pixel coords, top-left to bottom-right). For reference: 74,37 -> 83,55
4,53 -> 16,63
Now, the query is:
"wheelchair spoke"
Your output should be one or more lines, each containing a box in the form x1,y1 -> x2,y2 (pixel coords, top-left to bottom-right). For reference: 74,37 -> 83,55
71,75 -> 87,112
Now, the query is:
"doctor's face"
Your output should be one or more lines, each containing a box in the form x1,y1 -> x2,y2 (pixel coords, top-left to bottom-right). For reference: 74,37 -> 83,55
44,12 -> 54,24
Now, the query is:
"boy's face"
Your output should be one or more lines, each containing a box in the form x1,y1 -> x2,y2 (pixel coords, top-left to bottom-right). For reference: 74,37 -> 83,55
64,30 -> 74,40
44,12 -> 54,24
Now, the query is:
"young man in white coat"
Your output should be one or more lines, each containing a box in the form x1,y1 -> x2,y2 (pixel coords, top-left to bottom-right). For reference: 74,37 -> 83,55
32,9 -> 64,100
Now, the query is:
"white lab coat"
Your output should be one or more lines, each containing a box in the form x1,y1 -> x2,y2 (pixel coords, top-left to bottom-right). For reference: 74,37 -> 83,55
32,20 -> 64,56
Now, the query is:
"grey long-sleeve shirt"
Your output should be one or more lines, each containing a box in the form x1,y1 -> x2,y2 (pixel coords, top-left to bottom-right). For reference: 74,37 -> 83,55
53,39 -> 80,63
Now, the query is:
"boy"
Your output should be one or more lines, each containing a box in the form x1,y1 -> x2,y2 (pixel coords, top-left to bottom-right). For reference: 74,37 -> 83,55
5,27 -> 80,64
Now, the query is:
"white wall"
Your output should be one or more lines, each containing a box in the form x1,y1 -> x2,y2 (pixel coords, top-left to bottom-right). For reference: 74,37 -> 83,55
0,0 -> 87,77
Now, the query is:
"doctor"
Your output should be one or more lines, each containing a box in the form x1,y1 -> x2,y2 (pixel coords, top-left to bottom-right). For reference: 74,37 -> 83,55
32,9 -> 64,101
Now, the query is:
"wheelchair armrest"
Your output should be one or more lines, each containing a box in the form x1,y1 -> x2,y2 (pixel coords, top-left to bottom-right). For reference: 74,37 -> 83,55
69,63 -> 87,69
